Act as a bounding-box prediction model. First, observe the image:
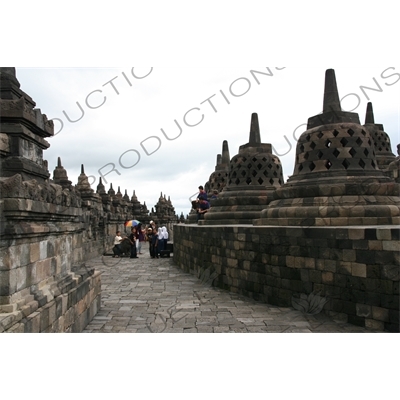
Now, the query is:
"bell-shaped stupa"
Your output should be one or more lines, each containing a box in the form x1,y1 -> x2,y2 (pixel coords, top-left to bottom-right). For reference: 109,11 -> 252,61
363,102 -> 396,170
259,69 -> 400,226
202,113 -> 284,225
206,140 -> 231,195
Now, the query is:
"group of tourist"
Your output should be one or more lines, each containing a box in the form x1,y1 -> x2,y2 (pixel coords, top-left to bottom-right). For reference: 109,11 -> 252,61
112,221 -> 169,259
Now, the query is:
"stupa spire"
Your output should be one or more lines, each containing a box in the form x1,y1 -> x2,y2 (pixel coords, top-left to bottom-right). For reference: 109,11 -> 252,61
323,69 -> 342,113
221,140 -> 230,164
365,102 -> 375,124
249,113 -> 261,145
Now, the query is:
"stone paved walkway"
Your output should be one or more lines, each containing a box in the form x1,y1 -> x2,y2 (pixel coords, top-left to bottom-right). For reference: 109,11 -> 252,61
83,250 -> 377,333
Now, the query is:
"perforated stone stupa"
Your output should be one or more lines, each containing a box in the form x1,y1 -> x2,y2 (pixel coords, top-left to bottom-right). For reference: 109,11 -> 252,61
363,102 -> 396,170
202,113 -> 284,225
258,69 -> 400,226
206,140 -> 231,195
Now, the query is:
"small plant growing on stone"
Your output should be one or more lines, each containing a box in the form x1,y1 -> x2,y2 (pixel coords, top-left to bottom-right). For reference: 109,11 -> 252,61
291,292 -> 329,315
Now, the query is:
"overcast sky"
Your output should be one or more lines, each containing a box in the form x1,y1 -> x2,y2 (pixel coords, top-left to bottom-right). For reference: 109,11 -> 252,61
15,67 -> 400,216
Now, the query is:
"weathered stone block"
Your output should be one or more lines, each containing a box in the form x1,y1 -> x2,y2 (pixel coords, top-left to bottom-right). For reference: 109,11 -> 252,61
30,242 -> 40,263
342,249 -> 356,262
372,306 -> 390,322
356,304 -> 372,318
348,229 -> 364,240
368,240 -> 383,251
322,271 -> 334,285
309,270 -> 322,284
352,263 -> 367,278
376,229 -> 391,241
365,319 -> 385,330
382,241 -> 400,252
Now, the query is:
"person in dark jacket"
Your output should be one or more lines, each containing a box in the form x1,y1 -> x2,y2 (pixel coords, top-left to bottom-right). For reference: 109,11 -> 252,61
150,228 -> 159,259
129,227 -> 138,259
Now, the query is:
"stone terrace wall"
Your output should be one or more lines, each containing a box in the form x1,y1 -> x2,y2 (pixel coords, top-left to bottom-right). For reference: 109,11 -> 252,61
1,265 -> 101,333
174,224 -> 399,332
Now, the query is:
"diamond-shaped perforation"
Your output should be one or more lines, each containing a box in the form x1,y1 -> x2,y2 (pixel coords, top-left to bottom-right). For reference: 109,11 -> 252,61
364,149 -> 369,157
359,159 -> 366,169
317,131 -> 324,139
326,161 -> 332,170
356,137 -> 363,146
349,148 -> 357,157
333,149 -> 340,158
310,142 -> 316,150
348,129 -> 355,137
325,139 -> 332,148
309,162 -> 316,171
342,159 -> 350,170
317,151 -> 323,159
269,178 -> 274,185
340,138 -> 348,147
333,129 -> 340,137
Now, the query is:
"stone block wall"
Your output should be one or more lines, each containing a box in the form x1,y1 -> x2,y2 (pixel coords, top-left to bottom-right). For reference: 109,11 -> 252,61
0,174 -> 124,333
173,224 -> 399,332
0,266 -> 101,333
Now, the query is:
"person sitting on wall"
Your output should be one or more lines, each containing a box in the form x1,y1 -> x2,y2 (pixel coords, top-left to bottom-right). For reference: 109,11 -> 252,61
197,186 -> 208,202
197,195 -> 210,222
210,190 -> 218,200
113,231 -> 124,258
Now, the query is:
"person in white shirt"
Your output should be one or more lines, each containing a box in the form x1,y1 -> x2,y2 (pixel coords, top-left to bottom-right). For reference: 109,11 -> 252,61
113,231 -> 124,258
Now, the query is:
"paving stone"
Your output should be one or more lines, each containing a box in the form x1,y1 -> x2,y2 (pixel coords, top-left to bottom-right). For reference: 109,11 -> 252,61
83,252 -> 378,333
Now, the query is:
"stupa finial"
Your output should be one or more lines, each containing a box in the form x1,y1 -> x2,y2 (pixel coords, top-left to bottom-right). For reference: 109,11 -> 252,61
222,140 -> 230,164
249,113 -> 261,145
365,102 -> 375,124
323,69 -> 342,113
